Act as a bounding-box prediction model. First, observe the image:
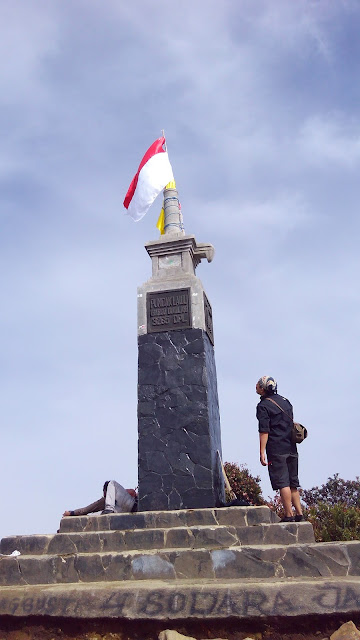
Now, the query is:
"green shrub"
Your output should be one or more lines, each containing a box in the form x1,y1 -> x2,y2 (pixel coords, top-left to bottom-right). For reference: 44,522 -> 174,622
303,473 -> 360,509
224,462 -> 265,505
306,503 -> 360,542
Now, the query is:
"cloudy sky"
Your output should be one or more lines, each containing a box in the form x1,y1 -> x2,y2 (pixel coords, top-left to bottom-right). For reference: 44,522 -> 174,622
1,1 -> 359,540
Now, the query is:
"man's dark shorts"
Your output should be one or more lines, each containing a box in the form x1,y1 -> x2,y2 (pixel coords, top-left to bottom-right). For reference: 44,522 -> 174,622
268,453 -> 299,490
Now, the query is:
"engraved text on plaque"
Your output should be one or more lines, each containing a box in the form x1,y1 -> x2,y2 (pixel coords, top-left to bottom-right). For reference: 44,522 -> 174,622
147,288 -> 192,333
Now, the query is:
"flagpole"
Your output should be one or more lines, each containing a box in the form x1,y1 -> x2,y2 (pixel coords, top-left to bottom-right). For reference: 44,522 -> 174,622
161,129 -> 167,151
159,130 -> 184,236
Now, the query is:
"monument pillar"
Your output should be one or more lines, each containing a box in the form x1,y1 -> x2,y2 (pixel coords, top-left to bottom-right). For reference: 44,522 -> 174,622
137,187 -> 225,511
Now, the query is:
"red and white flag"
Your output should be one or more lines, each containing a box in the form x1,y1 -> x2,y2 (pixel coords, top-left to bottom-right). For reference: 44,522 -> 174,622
123,136 -> 174,222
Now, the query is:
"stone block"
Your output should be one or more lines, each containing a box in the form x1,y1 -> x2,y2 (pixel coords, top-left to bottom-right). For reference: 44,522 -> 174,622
235,525 -> 265,546
347,541 -> 360,575
194,464 -> 213,489
57,506 -> 312,539
214,508 -> 247,527
17,556 -> 59,586
73,554 -> 106,583
132,555 -> 176,580
137,471 -> 164,493
165,528 -> 193,549
141,491 -> 169,511
146,451 -> 173,475
138,401 -> 156,417
0,557 -> 24,586
1,535 -> 50,556
138,384 -> 157,401
246,507 -> 273,526
147,511 -> 187,529
102,531 -> 127,553
296,522 -> 316,543
138,342 -> 163,366
330,621 -> 360,639
138,330 -> 224,512
48,534 -> 79,555
263,524 -> 297,545
74,553 -> 131,583
181,488 -> 215,509
157,388 -> 189,408
281,547 -> 333,578
311,543 -> 353,576
103,554 -> 134,582
185,510 -> 217,527
139,363 -> 163,386
109,514 -> 147,531
0,577 -> 360,619
211,549 -> 276,579
168,452 -> 195,475
173,549 -> 213,579
168,490 -> 183,509
123,528 -> 165,551
159,631 -> 196,640
190,526 -> 237,549
172,475 -> 196,494
183,338 -> 205,354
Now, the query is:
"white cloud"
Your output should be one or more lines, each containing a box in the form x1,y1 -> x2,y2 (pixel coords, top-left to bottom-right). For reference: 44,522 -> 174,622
299,114 -> 360,167
1,0 -> 360,539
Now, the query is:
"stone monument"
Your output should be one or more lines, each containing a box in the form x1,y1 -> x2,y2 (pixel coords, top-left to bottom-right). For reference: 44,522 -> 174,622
137,186 -> 225,511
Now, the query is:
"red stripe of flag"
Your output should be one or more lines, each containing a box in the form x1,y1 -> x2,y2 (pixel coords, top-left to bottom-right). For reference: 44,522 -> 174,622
123,137 -> 166,210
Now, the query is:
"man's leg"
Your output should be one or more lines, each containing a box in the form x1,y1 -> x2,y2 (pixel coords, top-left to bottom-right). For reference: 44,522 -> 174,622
288,456 -> 302,517
280,486 -> 293,517
104,481 -> 116,512
290,487 -> 303,516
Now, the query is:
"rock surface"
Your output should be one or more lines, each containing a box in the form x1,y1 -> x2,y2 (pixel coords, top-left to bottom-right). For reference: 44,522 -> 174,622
137,329 -> 224,511
330,620 -> 360,639
0,506 -> 359,624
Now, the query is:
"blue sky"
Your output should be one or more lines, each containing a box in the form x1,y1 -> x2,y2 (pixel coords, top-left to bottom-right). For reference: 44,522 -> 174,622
1,1 -> 360,539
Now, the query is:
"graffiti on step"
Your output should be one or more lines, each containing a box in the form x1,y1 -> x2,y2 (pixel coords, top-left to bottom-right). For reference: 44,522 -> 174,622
0,585 -> 359,618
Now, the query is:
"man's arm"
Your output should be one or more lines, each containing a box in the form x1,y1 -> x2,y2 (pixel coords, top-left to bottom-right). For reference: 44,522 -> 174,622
257,402 -> 270,466
63,497 -> 105,517
259,432 -> 269,466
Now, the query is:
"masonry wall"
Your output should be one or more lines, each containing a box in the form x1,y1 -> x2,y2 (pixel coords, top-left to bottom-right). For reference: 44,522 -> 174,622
137,328 -> 224,511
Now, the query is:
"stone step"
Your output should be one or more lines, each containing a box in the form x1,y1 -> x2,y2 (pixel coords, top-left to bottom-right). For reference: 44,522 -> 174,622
0,522 -> 315,557
57,505 -> 277,534
0,576 -> 358,620
1,540 -> 358,587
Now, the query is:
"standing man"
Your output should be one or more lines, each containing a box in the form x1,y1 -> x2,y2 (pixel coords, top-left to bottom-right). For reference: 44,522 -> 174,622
256,376 -> 303,523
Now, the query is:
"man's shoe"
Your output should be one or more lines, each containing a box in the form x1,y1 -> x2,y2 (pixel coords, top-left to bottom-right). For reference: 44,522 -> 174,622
295,514 -> 304,522
280,516 -> 295,523
101,509 -> 114,515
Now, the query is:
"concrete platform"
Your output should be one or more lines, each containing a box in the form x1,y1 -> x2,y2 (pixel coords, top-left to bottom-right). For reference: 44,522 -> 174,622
1,522 -> 315,556
0,577 -> 359,620
1,538 -> 358,586
1,506 -> 359,621
57,505 -> 279,533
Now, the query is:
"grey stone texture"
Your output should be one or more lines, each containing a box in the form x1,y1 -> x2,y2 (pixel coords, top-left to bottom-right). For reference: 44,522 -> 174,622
1,523 -> 314,557
1,505 -> 360,621
3,538 -> 356,587
0,577 -> 359,620
137,234 -> 214,338
330,621 -> 360,639
137,228 -> 222,512
138,329 -> 224,511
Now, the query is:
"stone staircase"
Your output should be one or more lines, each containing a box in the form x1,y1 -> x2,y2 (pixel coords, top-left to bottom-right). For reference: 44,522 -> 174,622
0,506 -> 359,621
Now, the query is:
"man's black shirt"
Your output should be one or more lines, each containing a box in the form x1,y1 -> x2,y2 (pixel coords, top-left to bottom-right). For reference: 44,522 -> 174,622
257,393 -> 297,456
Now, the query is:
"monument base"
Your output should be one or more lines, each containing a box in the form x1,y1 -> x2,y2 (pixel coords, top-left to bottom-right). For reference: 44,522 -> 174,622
137,328 -> 224,512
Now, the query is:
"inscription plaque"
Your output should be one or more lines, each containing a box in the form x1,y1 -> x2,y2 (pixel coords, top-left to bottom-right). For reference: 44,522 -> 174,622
147,288 -> 192,333
204,292 -> 214,345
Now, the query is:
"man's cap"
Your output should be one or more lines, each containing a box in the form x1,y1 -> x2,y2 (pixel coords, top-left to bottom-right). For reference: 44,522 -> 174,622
258,375 -> 277,393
